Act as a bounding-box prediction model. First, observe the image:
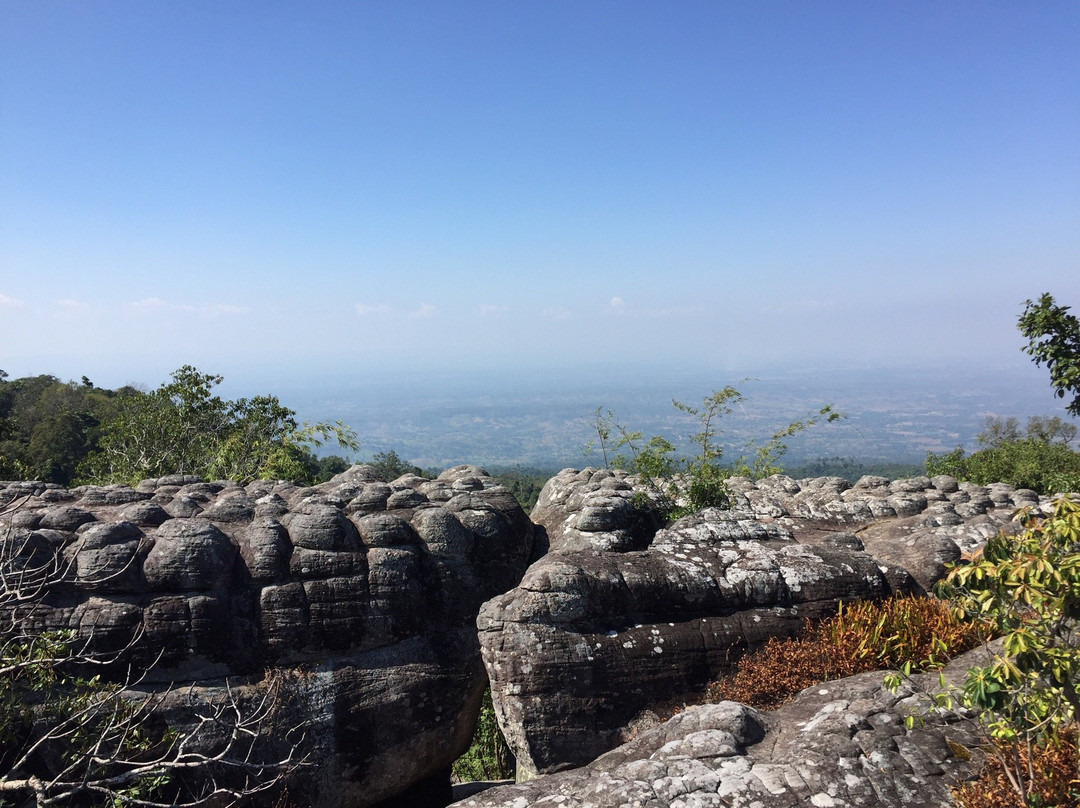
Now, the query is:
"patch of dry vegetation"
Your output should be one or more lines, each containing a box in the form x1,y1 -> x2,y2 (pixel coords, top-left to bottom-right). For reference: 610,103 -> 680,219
707,594 -> 987,710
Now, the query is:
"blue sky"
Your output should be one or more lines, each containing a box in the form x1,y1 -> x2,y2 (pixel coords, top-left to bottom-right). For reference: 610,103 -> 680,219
2,2 -> 1078,391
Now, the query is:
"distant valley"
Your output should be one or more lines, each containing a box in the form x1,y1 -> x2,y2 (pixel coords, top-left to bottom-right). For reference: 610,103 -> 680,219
275,361 -> 1070,471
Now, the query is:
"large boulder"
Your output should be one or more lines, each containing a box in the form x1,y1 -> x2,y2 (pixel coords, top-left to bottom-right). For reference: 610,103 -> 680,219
482,469 -> 1031,777
453,648 -> 989,808
0,465 -> 534,808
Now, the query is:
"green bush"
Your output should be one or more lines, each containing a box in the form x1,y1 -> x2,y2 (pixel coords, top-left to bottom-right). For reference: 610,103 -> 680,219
926,439 -> 1080,495
452,688 -> 514,783
894,496 -> 1080,807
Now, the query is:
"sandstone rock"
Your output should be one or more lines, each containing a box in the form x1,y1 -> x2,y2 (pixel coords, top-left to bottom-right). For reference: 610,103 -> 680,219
39,504 -> 95,531
1,464 -> 534,808
73,520 -> 147,593
118,499 -> 171,527
453,654 -> 985,808
530,467 -> 663,554
480,469 -> 1026,778
144,519 -> 237,592
480,505 -> 911,776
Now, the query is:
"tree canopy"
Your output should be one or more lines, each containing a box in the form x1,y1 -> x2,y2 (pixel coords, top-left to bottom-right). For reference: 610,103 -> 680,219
1019,293 -> 1080,417
78,366 -> 358,486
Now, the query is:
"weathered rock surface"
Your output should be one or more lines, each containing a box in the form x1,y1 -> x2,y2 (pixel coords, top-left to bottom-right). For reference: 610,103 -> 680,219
453,648 -> 988,808
484,469 -> 1033,776
0,465 -> 534,808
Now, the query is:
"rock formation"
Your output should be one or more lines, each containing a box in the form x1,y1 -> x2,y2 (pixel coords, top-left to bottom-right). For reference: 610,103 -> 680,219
453,646 -> 990,808
0,465 -> 534,808
481,469 -> 1033,777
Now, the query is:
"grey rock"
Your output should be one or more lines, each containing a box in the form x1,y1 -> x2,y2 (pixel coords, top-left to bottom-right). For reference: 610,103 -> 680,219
480,505 -> 909,776
118,500 -> 171,527
40,505 -> 96,532
1,465 -> 534,808
73,521 -> 146,592
144,519 -> 237,592
200,492 -> 255,523
930,474 -> 959,493
165,495 -> 204,518
454,658 -> 984,808
481,468 -> 1022,778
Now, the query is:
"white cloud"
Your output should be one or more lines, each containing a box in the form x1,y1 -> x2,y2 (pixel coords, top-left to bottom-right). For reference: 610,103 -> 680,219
478,304 -> 508,317
608,296 -> 627,315
410,303 -> 436,318
0,293 -> 25,308
130,297 -> 167,310
356,303 -> 392,317
128,298 -> 247,316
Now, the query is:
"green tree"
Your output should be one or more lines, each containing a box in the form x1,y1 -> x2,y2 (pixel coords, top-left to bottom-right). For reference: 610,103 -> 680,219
489,466 -> 552,512
79,366 -> 358,486
451,688 -> 514,783
365,450 -> 425,482
1019,293 -> 1080,417
1026,415 -> 1078,447
978,416 -> 1023,448
312,455 -> 351,483
0,375 -> 126,485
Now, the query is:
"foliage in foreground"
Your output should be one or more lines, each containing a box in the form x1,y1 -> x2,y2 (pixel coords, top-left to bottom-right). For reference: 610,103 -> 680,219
587,387 -> 843,522
707,594 -> 985,711
951,732 -> 1080,808
78,366 -> 358,487
451,688 -> 514,783
905,496 -> 1080,807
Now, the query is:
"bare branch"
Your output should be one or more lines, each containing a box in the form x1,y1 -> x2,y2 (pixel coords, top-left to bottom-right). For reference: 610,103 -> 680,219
1,495 -> 307,808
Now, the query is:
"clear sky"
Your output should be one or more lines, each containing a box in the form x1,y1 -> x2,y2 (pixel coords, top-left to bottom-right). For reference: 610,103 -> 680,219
2,2 -> 1078,391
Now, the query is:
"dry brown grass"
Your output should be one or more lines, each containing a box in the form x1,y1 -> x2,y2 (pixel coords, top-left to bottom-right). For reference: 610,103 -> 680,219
707,595 -> 1080,806
952,733 -> 1080,808
707,594 -> 988,711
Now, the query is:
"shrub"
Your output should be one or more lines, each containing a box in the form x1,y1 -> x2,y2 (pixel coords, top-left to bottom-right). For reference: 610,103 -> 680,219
587,387 -> 842,523
952,731 -> 1080,808
452,688 -> 514,783
926,440 -> 1080,496
709,595 -> 987,711
917,496 -> 1080,806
